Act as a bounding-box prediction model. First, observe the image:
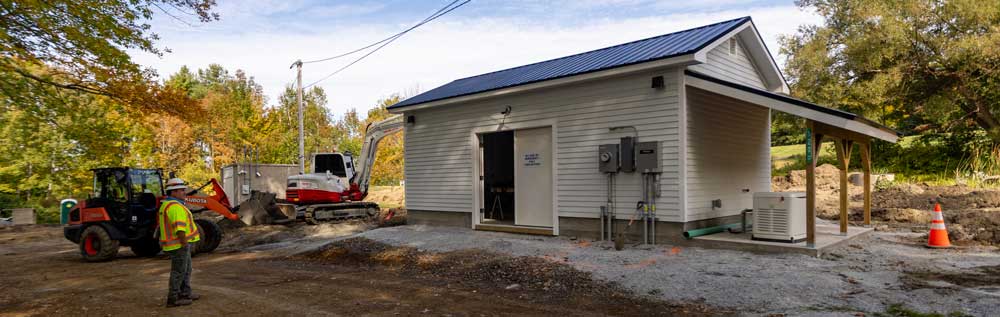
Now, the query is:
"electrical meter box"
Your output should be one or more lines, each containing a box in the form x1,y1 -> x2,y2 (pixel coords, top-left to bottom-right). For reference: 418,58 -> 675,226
598,144 -> 619,173
619,137 -> 635,173
635,141 -> 661,173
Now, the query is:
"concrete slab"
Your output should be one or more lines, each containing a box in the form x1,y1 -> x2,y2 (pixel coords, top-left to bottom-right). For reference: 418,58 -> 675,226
686,224 -> 874,257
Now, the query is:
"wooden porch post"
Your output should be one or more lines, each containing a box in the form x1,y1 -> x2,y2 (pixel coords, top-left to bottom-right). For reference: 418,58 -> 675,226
835,138 -> 853,235
860,142 -> 872,227
805,121 -> 823,247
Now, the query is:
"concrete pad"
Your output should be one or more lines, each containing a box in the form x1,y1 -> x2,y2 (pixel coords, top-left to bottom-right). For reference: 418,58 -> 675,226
686,224 -> 873,257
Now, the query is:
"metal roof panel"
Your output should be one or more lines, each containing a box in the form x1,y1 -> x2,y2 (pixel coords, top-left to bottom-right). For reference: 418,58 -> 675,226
390,16 -> 751,109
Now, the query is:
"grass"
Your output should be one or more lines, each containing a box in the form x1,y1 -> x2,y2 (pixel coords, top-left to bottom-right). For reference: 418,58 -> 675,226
874,304 -> 971,317
770,136 -> 925,177
770,141 -> 837,170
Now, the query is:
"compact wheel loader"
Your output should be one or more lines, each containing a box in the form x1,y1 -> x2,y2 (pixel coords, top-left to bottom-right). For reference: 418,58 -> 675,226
64,168 -> 240,262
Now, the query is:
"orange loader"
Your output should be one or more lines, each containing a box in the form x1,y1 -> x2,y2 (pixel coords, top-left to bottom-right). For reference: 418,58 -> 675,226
64,167 -> 240,262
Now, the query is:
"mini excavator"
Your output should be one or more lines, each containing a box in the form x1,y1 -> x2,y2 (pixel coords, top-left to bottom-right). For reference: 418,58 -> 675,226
285,115 -> 403,224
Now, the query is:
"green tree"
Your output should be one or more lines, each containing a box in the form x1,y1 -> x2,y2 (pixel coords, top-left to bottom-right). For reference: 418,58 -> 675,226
781,0 -> 1000,140
0,69 -> 135,220
267,86 -> 341,167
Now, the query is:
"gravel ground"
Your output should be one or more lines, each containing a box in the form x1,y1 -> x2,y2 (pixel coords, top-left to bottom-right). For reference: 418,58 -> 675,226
353,224 -> 1000,316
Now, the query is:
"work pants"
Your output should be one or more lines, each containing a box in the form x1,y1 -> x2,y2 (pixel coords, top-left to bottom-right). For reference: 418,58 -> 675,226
165,245 -> 192,303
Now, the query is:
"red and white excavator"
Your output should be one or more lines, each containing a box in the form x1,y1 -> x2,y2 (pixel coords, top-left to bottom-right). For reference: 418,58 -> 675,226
285,115 -> 404,224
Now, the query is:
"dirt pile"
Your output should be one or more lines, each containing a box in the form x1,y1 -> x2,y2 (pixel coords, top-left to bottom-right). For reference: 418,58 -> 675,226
0,224 -> 62,243
367,185 -> 405,207
217,208 -> 407,251
298,237 -> 719,315
774,166 -> 1000,245
772,164 -> 843,192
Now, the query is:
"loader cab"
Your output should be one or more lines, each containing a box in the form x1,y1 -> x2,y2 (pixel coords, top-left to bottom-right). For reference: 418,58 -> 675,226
87,168 -> 164,236
312,153 -> 355,180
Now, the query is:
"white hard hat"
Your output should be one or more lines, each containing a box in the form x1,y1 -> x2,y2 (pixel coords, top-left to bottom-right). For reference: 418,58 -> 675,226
165,178 -> 188,191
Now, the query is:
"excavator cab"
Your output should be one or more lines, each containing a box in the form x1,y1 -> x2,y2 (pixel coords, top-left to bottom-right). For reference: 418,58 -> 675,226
313,153 -> 355,179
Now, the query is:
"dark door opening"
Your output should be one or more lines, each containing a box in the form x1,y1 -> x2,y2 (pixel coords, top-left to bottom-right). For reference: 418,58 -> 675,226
481,131 -> 515,224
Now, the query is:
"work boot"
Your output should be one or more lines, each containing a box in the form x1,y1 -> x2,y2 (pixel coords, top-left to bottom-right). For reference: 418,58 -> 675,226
166,298 -> 193,307
183,293 -> 200,301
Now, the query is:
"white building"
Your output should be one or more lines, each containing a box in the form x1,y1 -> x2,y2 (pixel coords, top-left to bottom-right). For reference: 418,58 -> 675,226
387,17 -> 898,241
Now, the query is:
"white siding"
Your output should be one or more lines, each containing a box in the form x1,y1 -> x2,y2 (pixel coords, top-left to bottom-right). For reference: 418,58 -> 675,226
688,37 -> 766,89
685,87 -> 771,221
402,69 -> 684,221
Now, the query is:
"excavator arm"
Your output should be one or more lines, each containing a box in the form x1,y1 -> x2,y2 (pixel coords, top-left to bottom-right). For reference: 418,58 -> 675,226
351,114 -> 404,199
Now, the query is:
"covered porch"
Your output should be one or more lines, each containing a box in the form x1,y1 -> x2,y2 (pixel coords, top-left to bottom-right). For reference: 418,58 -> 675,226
682,70 -> 900,255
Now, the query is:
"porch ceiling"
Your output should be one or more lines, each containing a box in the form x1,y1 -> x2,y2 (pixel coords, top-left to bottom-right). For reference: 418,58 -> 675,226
684,70 -> 900,143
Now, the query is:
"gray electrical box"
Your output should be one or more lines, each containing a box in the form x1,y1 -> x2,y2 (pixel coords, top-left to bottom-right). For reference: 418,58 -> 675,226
636,141 -> 661,173
620,137 -> 635,173
598,144 -> 619,173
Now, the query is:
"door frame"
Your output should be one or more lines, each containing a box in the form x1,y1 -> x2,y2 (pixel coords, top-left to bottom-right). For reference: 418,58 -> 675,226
470,119 -> 559,235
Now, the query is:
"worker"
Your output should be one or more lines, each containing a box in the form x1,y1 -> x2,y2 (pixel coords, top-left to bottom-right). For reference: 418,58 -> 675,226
159,177 -> 201,307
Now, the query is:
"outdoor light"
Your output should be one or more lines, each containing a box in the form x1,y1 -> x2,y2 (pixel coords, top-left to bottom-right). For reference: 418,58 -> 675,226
651,75 -> 665,89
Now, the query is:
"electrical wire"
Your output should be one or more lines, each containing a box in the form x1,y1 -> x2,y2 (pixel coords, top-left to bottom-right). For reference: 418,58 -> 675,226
303,0 -> 470,88
301,0 -> 462,64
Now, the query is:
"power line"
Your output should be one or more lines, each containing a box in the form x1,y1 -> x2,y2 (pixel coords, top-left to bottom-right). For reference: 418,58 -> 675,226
302,0 -> 470,89
301,0 -> 462,65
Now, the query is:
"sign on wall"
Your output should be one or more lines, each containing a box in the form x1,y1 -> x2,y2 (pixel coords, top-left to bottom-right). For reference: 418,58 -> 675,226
523,153 -> 542,167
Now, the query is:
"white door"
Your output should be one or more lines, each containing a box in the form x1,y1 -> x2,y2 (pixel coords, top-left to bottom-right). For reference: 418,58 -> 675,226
514,127 -> 553,227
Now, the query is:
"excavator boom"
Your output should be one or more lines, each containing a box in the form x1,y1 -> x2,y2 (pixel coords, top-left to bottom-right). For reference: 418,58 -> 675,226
352,114 -> 404,198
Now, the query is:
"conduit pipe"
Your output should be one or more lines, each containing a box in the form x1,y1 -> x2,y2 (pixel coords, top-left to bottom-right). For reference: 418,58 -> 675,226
683,223 -> 742,239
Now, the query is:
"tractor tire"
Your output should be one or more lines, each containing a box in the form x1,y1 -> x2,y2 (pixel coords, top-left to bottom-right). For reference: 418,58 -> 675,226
194,219 -> 223,254
79,225 -> 119,262
130,238 -> 161,257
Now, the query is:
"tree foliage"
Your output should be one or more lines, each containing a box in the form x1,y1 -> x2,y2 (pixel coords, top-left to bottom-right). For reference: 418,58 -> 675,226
0,61 -> 408,221
781,0 -> 1000,140
0,0 -> 217,118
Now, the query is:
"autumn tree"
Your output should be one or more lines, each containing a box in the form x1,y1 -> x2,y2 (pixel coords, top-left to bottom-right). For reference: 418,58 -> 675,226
335,95 -> 405,186
0,0 -> 217,118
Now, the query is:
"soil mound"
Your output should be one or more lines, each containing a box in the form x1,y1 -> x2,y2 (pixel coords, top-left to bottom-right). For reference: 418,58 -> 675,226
297,237 -> 719,315
774,166 -> 1000,245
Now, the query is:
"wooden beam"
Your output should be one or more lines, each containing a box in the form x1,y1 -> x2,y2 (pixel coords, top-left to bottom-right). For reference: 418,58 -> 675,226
805,121 -> 823,247
812,121 -> 872,145
860,142 -> 872,227
835,138 -> 853,235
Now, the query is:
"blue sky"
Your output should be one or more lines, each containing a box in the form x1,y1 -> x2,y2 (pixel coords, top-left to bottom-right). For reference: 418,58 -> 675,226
133,0 -> 820,116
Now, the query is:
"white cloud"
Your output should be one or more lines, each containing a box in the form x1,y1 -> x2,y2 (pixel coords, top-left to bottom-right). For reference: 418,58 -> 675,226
132,4 -> 821,118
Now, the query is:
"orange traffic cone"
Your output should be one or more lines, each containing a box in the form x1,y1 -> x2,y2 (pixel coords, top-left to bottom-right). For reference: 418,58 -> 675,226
926,203 -> 951,248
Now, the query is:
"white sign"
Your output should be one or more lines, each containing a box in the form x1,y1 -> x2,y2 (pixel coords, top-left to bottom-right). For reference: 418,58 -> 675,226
523,153 -> 542,167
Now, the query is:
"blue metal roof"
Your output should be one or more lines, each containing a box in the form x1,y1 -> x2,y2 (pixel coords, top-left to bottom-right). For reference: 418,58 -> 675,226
390,16 -> 751,109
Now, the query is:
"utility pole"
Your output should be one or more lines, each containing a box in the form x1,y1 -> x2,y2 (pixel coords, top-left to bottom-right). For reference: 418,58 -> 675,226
290,60 -> 305,174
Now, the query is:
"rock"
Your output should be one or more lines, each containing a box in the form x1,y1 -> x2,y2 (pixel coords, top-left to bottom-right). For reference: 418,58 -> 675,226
505,284 -> 521,290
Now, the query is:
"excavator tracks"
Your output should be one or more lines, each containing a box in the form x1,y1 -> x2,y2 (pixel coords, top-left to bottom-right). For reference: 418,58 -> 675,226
301,201 -> 380,225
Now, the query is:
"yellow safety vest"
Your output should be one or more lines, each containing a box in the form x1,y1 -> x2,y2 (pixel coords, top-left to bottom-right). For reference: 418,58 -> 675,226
158,199 -> 201,251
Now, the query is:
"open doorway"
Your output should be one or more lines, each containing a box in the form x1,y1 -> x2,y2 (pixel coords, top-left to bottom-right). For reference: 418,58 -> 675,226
481,131 -> 515,225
